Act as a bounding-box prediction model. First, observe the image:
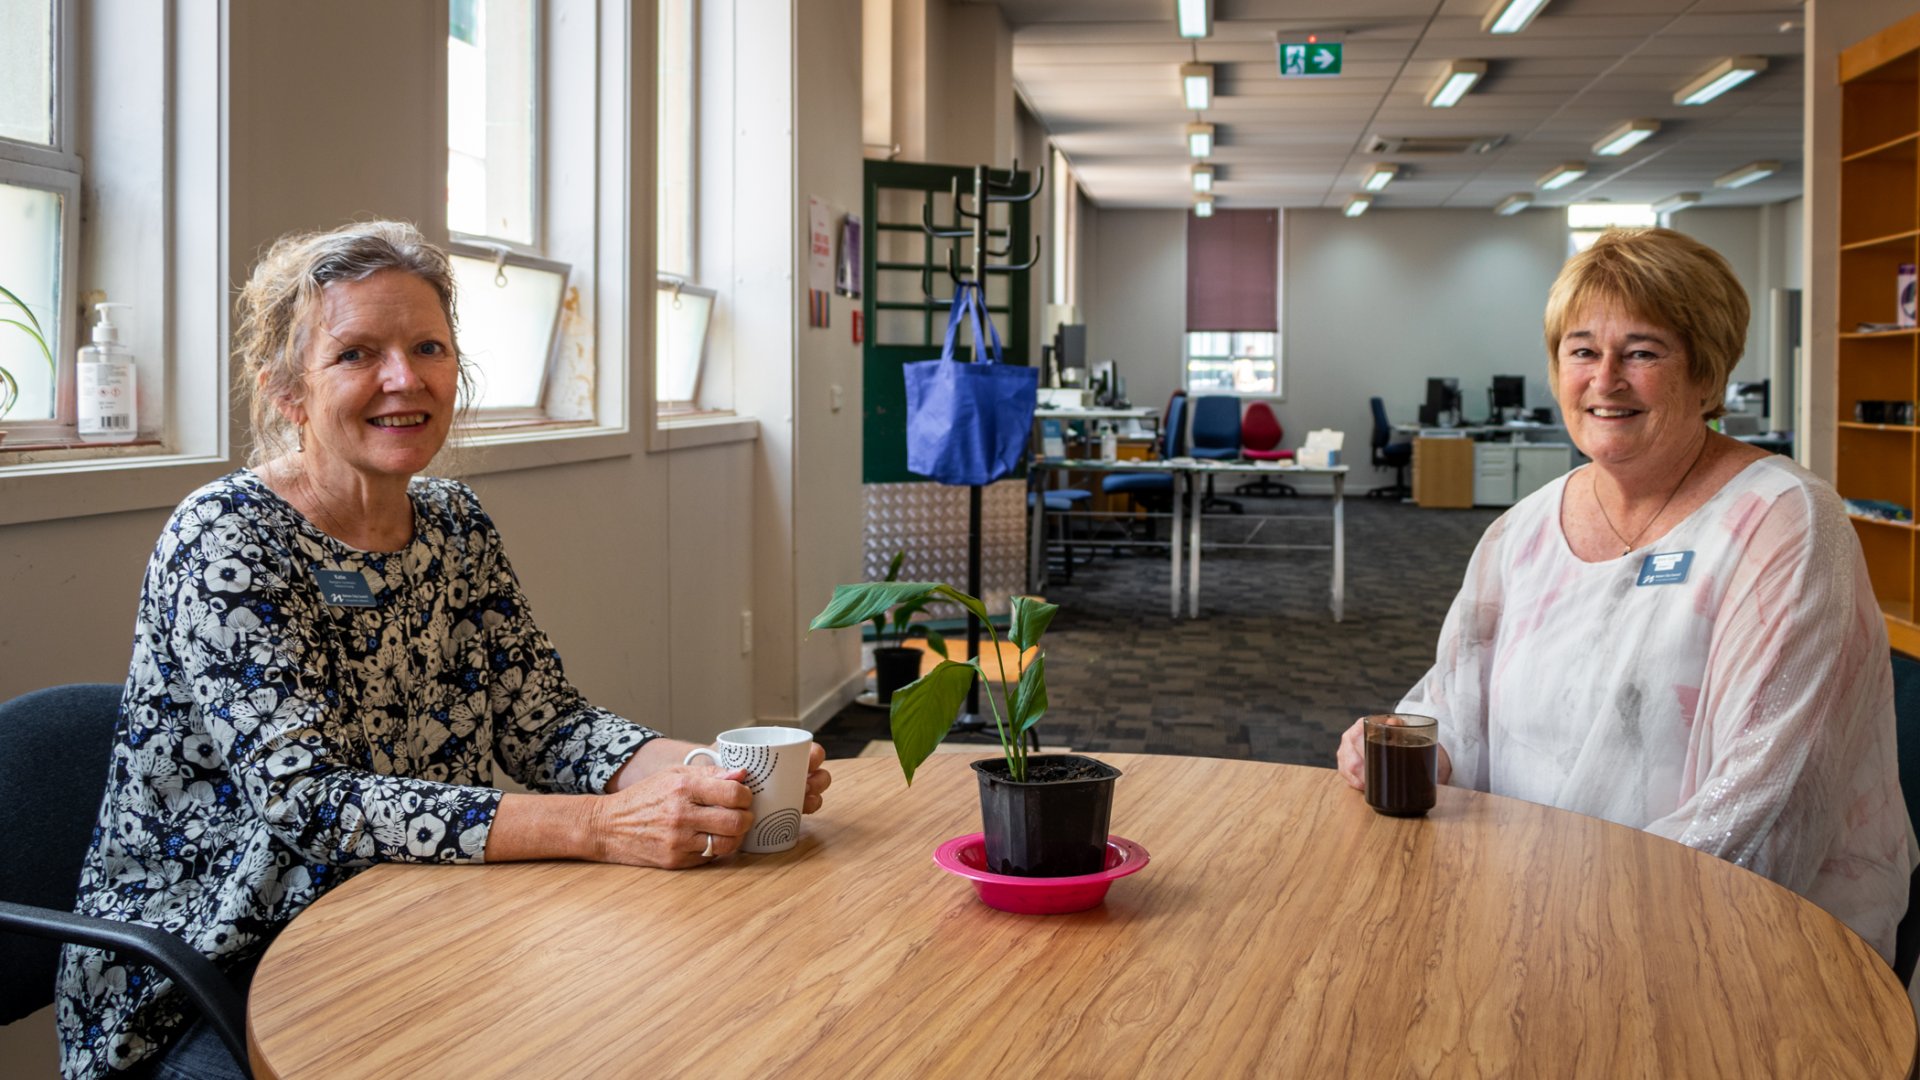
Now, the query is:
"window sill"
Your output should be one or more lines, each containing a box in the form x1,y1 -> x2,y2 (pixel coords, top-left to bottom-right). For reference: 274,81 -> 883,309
649,412 -> 759,452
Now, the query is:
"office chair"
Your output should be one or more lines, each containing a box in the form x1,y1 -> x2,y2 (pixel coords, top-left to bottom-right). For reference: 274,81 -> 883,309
1368,396 -> 1412,500
1028,487 -> 1093,581
1891,652 -> 1920,985
1103,391 -> 1187,543
0,684 -> 253,1077
1235,400 -> 1297,497
1188,395 -> 1244,514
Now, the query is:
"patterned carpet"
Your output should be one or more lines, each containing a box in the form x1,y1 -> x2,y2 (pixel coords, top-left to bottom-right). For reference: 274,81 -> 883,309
815,495 -> 1503,768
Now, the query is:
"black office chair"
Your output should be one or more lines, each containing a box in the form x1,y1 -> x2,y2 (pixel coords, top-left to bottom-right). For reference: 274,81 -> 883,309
1890,652 -> 1920,985
1368,396 -> 1412,499
0,684 -> 253,1076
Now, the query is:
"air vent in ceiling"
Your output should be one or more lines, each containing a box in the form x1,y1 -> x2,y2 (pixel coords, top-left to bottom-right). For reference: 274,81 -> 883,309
1365,134 -> 1507,156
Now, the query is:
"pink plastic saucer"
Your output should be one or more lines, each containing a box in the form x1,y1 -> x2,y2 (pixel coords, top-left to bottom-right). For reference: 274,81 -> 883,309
933,833 -> 1150,915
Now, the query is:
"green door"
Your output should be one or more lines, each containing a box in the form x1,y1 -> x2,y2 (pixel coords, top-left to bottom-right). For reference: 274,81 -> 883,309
862,160 -> 1033,484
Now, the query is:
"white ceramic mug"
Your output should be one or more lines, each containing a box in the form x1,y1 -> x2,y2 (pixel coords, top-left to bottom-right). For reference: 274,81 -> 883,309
683,726 -> 813,853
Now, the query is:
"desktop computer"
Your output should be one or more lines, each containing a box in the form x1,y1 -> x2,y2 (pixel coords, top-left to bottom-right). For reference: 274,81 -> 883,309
1425,377 -> 1462,425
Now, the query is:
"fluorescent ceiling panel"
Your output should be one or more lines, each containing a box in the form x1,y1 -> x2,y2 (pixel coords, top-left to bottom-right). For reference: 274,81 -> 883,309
1187,122 -> 1214,159
1344,195 -> 1371,217
1191,164 -> 1214,193
1483,0 -> 1550,35
1176,0 -> 1210,40
1494,193 -> 1532,216
1364,164 -> 1397,192
1714,160 -> 1780,188
1181,63 -> 1213,111
1594,119 -> 1659,156
1426,61 -> 1487,108
1675,56 -> 1767,106
1537,161 -> 1588,190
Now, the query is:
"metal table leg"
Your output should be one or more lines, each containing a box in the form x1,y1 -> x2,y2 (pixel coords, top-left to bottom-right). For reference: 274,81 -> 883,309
1187,468 -> 1202,618
1331,471 -> 1346,622
1028,473 -> 1046,594
1169,469 -> 1183,618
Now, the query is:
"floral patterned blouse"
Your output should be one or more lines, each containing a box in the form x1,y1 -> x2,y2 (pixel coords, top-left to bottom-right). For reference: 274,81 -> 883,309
56,471 -> 659,1078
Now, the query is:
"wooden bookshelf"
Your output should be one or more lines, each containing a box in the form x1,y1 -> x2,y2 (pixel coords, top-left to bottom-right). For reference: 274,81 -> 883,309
1839,14 -> 1920,656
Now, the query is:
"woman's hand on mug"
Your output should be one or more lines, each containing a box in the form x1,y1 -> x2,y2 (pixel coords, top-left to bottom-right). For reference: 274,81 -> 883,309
1336,717 -> 1454,791
803,742 -> 831,814
587,764 -> 754,869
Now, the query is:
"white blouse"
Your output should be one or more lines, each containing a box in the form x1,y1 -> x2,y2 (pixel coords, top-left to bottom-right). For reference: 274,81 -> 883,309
1400,455 -> 1918,961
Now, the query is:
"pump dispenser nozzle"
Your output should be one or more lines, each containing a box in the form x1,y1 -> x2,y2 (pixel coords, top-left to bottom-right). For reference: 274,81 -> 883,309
91,301 -> 132,345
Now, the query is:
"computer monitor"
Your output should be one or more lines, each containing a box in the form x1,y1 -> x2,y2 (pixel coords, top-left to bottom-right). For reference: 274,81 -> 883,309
1425,377 -> 1461,417
1491,375 -> 1526,409
1054,323 -> 1087,371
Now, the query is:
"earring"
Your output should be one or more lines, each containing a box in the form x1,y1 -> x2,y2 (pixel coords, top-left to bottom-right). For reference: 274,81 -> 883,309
296,424 -> 305,453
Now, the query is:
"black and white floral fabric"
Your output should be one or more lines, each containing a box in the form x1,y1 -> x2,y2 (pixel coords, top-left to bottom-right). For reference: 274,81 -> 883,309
56,471 -> 658,1078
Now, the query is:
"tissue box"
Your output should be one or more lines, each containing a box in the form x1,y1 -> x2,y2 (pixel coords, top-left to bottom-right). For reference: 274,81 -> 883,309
1297,429 -> 1344,468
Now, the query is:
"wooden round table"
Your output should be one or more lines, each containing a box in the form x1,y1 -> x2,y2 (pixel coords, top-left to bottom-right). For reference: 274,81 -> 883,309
248,754 -> 1916,1077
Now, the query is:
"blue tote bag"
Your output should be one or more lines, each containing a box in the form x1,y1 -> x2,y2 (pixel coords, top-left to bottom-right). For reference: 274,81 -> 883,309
903,281 -> 1038,486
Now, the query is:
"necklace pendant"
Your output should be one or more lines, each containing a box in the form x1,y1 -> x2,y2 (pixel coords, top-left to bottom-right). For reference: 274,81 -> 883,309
1622,546 -> 1631,557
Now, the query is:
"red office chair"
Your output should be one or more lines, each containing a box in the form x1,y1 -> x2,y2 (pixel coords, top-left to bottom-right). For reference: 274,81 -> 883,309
1236,400 -> 1297,497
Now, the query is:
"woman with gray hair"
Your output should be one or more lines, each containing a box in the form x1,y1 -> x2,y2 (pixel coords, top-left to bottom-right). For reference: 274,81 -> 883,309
55,221 -> 831,1079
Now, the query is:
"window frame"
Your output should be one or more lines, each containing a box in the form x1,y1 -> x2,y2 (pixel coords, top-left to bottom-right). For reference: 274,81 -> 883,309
446,0 -> 545,254
1183,330 -> 1281,396
448,239 -> 571,423
0,0 -> 81,442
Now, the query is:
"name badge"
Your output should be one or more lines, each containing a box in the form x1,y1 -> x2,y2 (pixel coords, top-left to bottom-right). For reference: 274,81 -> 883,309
315,569 -> 378,607
1636,551 -> 1694,587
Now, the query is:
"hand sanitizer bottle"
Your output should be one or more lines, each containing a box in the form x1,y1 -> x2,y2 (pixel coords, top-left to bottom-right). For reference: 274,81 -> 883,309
1100,422 -> 1118,462
77,301 -> 136,443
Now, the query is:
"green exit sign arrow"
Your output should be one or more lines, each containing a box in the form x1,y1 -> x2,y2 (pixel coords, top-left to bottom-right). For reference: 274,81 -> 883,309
1279,41 -> 1342,77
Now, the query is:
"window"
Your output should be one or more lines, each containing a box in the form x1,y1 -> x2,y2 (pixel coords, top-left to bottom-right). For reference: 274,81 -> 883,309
0,0 -> 79,440
1567,202 -> 1654,254
1185,332 -> 1278,394
653,0 -> 728,422
446,0 -> 579,428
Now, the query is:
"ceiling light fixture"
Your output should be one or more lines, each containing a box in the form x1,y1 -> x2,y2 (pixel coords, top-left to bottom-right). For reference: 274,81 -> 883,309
1483,0 -> 1550,35
1651,192 -> 1701,214
1192,164 -> 1215,193
1537,161 -> 1588,191
1364,164 -> 1398,192
1494,193 -> 1533,216
1594,118 -> 1660,156
1344,195 -> 1371,218
1176,0 -> 1211,40
1194,194 -> 1215,218
1187,122 -> 1215,159
1426,60 -> 1487,108
1674,56 -> 1767,106
1715,160 -> 1781,189
1181,63 -> 1214,110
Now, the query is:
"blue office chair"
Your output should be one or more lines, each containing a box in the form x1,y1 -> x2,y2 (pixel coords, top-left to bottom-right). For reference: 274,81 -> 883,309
1103,392 -> 1187,539
1028,487 -> 1093,580
1891,651 -> 1920,985
1189,395 -> 1244,514
1369,396 -> 1412,499
0,684 -> 253,1076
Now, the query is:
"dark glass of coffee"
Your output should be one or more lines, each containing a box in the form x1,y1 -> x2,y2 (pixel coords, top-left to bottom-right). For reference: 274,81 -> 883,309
1363,714 -> 1438,817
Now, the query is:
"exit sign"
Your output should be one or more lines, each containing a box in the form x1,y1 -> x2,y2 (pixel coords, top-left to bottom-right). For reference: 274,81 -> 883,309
1279,41 -> 1342,77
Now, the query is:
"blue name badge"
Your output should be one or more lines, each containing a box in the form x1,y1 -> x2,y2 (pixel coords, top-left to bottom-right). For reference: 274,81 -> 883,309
315,569 -> 378,608
1636,551 -> 1694,587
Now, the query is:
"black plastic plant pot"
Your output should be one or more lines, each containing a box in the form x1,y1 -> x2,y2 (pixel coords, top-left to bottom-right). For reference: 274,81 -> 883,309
873,647 -> 922,704
972,754 -> 1123,877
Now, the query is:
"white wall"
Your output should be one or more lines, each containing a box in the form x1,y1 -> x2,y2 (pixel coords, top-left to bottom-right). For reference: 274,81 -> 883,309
1085,209 -> 1187,416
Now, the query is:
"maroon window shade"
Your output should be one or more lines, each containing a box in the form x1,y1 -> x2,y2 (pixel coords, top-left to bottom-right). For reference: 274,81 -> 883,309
1186,209 -> 1279,332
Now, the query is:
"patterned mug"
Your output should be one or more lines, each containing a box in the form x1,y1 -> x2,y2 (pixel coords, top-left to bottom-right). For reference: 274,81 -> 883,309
684,726 -> 813,853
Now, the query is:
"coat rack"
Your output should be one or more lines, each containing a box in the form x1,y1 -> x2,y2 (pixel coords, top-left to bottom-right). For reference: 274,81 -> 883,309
917,162 -> 1044,730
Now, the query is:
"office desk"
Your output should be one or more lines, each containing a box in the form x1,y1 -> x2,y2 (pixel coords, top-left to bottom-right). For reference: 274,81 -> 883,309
1027,459 -> 1345,621
1392,421 -> 1570,441
247,755 -> 1916,1078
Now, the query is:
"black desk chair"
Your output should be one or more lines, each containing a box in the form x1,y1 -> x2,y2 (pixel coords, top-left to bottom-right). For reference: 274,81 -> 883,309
0,684 -> 252,1076
1891,652 -> 1920,985
1368,396 -> 1412,499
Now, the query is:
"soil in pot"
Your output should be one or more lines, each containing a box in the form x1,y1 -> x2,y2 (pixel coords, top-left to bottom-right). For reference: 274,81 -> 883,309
872,647 -> 922,705
973,754 -> 1122,877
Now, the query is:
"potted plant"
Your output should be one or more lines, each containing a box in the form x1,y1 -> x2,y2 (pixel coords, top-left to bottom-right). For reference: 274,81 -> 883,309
0,284 -> 55,437
869,552 -> 943,705
812,581 -> 1121,878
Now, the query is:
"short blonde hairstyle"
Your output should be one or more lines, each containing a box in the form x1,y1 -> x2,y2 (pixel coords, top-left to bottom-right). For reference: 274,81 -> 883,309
1543,227 -> 1748,420
234,221 -> 468,464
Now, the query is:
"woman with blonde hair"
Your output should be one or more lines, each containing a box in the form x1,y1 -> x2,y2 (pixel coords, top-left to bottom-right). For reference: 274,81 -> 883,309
1337,227 -> 1917,963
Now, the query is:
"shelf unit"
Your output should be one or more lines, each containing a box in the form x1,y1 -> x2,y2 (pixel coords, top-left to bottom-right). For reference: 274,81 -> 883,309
1839,13 -> 1920,654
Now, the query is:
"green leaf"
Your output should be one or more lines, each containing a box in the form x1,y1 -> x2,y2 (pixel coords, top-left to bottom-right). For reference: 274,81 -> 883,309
1008,596 -> 1059,652
931,585 -> 991,627
888,659 -> 978,783
0,318 -> 54,371
0,283 -> 44,335
883,550 -> 905,582
1012,652 -> 1048,734
811,582 -> 942,631
922,628 -> 948,658
890,596 -> 931,629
